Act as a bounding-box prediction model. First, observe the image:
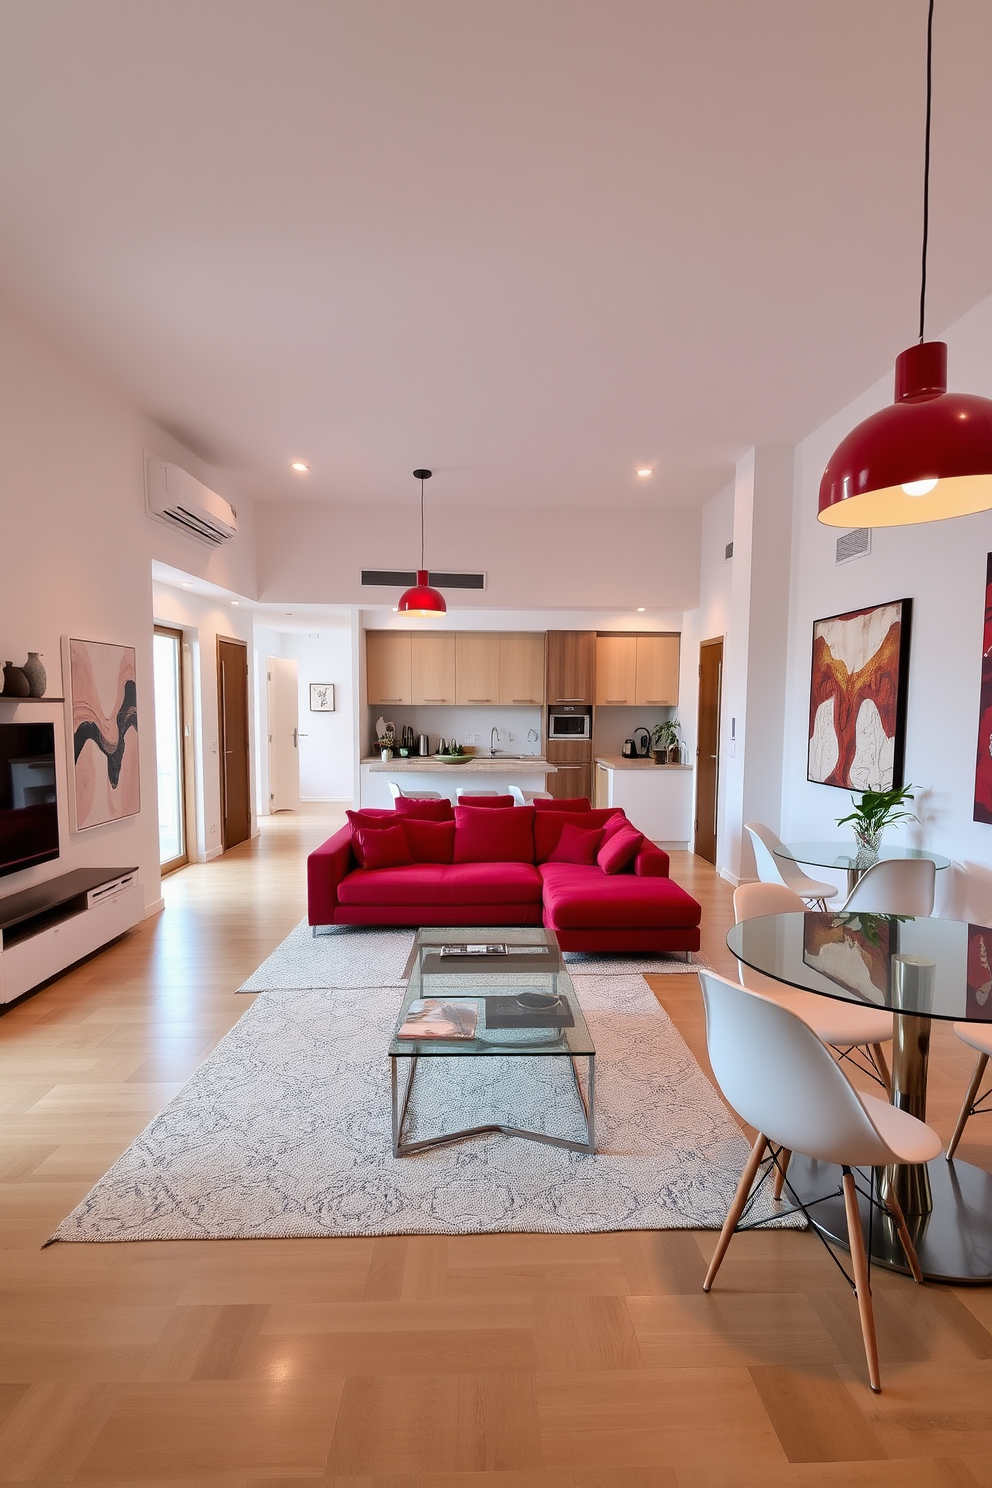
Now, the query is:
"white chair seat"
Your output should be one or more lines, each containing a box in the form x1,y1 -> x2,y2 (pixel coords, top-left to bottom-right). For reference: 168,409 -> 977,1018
952,1021 -> 992,1056
861,1093 -> 943,1165
748,974 -> 893,1048
788,869 -> 840,902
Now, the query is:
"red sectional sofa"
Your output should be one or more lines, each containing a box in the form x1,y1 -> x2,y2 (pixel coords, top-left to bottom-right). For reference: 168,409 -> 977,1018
307,797 -> 701,955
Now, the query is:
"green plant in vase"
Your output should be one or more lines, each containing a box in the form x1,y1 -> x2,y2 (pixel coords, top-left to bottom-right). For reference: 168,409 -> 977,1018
651,718 -> 682,764
836,784 -> 917,867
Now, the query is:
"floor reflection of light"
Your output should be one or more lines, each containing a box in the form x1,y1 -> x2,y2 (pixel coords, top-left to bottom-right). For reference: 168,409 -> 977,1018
268,1351 -> 296,1382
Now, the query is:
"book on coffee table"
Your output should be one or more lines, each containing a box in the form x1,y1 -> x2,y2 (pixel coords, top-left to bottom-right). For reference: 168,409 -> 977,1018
439,943 -> 507,957
485,995 -> 575,1029
396,999 -> 479,1039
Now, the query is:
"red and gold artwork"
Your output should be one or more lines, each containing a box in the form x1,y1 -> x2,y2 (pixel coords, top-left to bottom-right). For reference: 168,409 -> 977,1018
807,599 -> 912,791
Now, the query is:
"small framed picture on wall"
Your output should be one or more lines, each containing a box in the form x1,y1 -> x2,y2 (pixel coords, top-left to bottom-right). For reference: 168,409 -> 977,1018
310,683 -> 335,712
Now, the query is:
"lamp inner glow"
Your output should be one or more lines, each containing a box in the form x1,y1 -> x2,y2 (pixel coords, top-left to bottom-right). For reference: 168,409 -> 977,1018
902,477 -> 939,496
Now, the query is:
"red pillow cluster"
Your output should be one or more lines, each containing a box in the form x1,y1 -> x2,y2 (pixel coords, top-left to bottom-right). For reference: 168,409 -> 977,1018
347,809 -> 455,867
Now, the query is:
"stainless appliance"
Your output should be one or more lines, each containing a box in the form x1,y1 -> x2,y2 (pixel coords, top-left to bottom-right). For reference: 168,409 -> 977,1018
418,734 -> 430,756
548,706 -> 592,740
633,727 -> 651,757
621,737 -> 637,759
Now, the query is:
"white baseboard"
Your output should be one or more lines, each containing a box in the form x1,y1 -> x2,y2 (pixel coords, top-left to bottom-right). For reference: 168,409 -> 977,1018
300,796 -> 352,803
205,846 -> 224,862
143,897 -> 165,918
718,866 -> 744,887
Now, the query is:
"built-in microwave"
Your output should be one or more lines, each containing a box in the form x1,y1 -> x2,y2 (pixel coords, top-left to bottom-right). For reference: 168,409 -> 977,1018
548,707 -> 592,740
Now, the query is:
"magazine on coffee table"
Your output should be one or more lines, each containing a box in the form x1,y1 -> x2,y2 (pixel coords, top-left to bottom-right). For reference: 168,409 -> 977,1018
396,999 -> 479,1039
439,943 -> 507,957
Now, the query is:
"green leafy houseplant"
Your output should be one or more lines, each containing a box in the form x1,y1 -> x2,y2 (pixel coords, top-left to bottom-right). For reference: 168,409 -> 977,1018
651,718 -> 682,762
836,784 -> 917,863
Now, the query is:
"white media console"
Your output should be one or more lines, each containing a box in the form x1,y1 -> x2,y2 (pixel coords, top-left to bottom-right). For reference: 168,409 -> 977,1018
0,867 -> 143,1006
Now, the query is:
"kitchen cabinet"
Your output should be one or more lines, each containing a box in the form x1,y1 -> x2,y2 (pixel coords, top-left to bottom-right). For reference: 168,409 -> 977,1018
546,739 -> 593,802
366,631 -> 412,706
547,631 -> 595,705
635,634 -> 680,705
455,633 -> 501,705
595,635 -> 637,705
412,633 -> 457,705
499,632 -> 545,705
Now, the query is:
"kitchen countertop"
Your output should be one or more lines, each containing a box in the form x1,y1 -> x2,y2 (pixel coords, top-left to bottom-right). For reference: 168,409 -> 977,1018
365,756 -> 556,774
596,755 -> 693,771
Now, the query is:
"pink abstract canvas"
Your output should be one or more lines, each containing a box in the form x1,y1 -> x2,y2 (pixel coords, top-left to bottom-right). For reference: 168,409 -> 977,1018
67,638 -> 139,830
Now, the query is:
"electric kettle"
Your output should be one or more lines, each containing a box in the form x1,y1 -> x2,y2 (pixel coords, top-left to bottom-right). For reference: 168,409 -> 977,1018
621,738 -> 637,759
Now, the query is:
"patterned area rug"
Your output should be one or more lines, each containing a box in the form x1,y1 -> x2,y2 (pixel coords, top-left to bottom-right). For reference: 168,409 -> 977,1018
52,973 -> 799,1242
236,920 -> 709,993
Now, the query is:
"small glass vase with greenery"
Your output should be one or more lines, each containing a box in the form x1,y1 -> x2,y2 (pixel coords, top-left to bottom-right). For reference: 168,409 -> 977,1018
836,784 -> 917,866
651,718 -> 682,764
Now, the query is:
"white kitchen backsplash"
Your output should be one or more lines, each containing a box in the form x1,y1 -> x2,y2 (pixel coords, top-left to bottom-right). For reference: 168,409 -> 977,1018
369,705 -> 543,755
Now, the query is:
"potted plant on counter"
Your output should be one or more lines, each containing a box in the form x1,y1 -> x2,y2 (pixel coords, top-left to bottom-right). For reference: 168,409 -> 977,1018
651,718 -> 682,765
836,784 -> 917,866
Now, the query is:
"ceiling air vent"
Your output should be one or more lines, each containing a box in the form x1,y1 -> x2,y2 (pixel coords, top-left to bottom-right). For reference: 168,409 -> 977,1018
725,542 -> 734,560
835,528 -> 871,565
361,569 -> 486,590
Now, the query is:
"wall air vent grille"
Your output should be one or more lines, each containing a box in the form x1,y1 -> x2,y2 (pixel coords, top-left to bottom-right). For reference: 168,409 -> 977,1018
835,528 -> 871,565
725,542 -> 734,560
361,569 -> 486,590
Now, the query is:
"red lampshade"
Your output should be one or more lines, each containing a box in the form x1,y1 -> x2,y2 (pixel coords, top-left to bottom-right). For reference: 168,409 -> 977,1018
397,570 -> 447,617
818,342 -> 992,527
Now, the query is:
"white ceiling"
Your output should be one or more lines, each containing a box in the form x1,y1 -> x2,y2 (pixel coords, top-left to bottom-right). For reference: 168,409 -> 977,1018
2,1 -> 992,511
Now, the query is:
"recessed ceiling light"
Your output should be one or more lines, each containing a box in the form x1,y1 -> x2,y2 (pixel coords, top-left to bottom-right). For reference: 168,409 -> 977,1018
180,582 -> 193,588
231,600 -> 239,606
637,607 -> 646,612
637,468 -> 653,478
290,460 -> 310,473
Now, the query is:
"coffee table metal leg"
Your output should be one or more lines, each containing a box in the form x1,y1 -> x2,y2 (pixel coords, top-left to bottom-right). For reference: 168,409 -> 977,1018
391,1055 -> 419,1158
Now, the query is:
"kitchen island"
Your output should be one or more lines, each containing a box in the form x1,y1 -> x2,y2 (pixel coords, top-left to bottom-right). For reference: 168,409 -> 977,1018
594,755 -> 693,848
361,756 -> 556,809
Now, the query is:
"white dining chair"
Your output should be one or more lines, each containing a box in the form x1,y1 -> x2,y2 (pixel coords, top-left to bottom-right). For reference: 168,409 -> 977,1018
839,857 -> 936,916
698,969 -> 940,1393
507,786 -> 553,805
946,1023 -> 992,1160
387,782 -> 444,801
745,822 -> 839,910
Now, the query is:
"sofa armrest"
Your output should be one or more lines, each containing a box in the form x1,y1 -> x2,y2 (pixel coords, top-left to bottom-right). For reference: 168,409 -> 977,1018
308,825 -> 356,925
634,843 -> 670,877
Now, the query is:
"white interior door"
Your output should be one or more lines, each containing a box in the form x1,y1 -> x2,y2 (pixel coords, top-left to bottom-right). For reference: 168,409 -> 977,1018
267,657 -> 301,812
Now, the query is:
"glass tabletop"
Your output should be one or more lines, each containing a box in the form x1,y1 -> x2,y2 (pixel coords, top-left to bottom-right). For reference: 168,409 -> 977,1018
774,841 -> 952,872
726,912 -> 992,1022
389,925 -> 595,1057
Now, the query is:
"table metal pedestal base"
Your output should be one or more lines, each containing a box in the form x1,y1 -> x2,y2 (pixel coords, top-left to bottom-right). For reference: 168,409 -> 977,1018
786,1154 -> 992,1284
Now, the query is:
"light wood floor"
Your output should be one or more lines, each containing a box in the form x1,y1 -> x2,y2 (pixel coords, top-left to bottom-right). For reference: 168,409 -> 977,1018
2,807 -> 992,1486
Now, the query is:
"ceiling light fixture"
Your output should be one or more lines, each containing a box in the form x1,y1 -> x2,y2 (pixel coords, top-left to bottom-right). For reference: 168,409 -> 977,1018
637,469 -> 653,478
819,0 -> 992,528
290,460 -> 310,473
231,600 -> 239,606
637,607 -> 646,612
398,469 -> 446,617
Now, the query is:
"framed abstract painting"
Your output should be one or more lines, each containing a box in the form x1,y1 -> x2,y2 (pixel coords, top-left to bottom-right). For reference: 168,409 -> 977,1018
63,637 -> 139,830
973,554 -> 992,823
807,598 -> 912,791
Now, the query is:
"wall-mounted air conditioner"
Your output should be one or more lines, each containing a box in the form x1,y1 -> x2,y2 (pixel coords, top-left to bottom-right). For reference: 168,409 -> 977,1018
145,458 -> 238,546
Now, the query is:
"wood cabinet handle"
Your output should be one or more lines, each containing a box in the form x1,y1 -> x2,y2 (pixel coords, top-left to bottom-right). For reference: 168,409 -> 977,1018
466,698 -> 491,703
643,699 -> 670,704
423,698 -> 448,703
556,697 -> 585,702
511,698 -> 537,703
379,697 -> 402,703
604,698 -> 627,705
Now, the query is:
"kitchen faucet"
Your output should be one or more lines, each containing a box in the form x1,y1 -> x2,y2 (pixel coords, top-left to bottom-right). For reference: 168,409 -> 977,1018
490,725 -> 500,757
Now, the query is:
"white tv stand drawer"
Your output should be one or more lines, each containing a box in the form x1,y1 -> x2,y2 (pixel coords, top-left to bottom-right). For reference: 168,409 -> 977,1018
0,874 -> 143,1005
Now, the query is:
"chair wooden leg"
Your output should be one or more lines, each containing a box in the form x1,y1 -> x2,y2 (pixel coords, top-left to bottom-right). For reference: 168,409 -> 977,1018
871,1043 -> 892,1099
842,1169 -> 881,1393
884,1184 -> 924,1284
703,1131 -> 767,1293
946,1051 -> 989,1161
773,1148 -> 792,1199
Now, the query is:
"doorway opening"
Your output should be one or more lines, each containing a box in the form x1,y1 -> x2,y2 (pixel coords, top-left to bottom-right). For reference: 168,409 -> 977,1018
153,625 -> 188,874
218,636 -> 251,851
694,637 -> 723,864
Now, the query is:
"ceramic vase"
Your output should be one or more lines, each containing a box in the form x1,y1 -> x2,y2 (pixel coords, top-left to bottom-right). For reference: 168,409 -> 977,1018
2,662 -> 30,697
21,652 -> 46,697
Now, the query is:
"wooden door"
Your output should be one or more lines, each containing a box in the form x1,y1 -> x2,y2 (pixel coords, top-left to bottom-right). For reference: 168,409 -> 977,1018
547,631 -> 595,704
455,633 -> 501,705
595,635 -> 636,705
366,632 -> 412,706
546,739 -> 593,801
217,637 -> 251,851
412,633 -> 456,704
694,637 -> 723,864
499,633 -> 545,705
635,634 -> 680,705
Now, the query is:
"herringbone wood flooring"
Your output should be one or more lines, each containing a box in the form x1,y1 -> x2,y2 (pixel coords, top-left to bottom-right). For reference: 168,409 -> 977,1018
1,807 -> 991,1485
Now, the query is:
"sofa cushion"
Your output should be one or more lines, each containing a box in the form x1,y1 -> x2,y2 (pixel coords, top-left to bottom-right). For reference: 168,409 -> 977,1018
338,861 -> 543,906
534,808 -> 625,863
454,804 -> 535,863
393,797 -> 455,820
401,818 -> 455,863
597,825 -> 644,875
455,794 -> 515,808
533,797 -> 591,812
355,824 -> 413,870
540,864 -> 702,929
347,810 -> 401,865
548,821 -> 603,865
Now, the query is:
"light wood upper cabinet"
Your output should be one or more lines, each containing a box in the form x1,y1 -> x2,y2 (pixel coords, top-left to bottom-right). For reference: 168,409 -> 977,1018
547,631 -> 595,704
366,631 -> 412,706
456,633 -> 501,705
412,633 -> 457,705
635,634 -> 680,705
595,635 -> 637,705
499,633 -> 545,705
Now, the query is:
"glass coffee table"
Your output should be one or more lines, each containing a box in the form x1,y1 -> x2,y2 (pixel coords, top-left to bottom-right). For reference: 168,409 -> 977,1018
389,926 -> 595,1158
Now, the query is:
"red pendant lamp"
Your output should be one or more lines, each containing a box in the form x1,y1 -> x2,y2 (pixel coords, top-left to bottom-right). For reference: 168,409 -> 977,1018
397,469 -> 447,617
818,0 -> 992,529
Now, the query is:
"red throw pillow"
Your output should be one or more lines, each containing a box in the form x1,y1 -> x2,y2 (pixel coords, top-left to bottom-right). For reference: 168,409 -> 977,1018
599,810 -> 628,843
402,818 -> 455,863
354,824 -> 414,870
533,797 -> 591,812
347,808 -> 394,831
392,797 -> 454,820
534,808 -> 626,862
455,795 -> 515,808
597,825 -> 644,875
548,821 -> 604,865
453,804 -> 535,863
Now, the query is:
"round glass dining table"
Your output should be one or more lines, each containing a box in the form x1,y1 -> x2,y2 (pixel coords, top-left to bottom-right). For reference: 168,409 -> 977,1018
726,911 -> 992,1283
774,841 -> 952,896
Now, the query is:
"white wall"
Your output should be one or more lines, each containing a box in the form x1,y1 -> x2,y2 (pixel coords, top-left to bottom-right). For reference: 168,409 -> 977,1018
282,625 -> 355,802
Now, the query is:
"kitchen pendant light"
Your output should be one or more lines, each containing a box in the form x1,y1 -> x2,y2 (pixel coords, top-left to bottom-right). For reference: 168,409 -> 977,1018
397,469 -> 447,617
818,0 -> 992,528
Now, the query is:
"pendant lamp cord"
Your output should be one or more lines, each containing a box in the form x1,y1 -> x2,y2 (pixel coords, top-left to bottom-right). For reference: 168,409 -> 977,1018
420,474 -> 425,570
919,0 -> 934,343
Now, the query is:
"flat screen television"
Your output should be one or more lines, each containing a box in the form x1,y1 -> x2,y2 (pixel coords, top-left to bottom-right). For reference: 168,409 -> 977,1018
0,722 -> 60,879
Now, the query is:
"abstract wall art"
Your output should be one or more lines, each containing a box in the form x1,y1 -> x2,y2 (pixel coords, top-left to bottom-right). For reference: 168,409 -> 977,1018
807,598 -> 912,791
309,683 -> 335,712
64,637 -> 139,830
973,555 -> 992,824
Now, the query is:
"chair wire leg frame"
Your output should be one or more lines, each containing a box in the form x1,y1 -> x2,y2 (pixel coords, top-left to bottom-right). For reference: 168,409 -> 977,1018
390,1053 -> 595,1157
